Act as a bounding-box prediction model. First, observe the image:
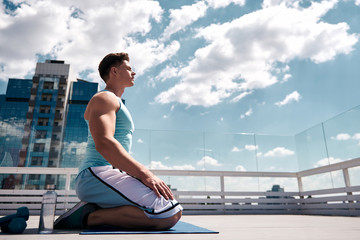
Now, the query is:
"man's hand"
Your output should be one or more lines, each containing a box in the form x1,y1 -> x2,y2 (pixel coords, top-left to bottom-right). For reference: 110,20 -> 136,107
142,174 -> 174,200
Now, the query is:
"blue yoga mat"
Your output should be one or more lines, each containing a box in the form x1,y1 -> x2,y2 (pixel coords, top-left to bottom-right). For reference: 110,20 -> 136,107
80,221 -> 218,235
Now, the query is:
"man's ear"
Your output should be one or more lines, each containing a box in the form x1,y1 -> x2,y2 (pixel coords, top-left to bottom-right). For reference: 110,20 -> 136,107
110,66 -> 117,76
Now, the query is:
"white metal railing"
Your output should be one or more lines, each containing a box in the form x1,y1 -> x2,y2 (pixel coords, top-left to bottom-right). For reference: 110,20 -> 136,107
0,158 -> 359,216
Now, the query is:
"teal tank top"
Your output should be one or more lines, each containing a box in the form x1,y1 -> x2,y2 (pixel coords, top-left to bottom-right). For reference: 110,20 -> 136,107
78,91 -> 135,173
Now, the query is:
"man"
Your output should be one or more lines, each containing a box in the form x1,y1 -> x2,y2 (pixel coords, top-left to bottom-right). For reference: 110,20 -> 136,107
54,53 -> 182,230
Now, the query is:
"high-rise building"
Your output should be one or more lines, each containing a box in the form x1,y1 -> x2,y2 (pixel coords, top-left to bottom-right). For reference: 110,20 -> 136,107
0,60 -> 98,189
0,78 -> 32,168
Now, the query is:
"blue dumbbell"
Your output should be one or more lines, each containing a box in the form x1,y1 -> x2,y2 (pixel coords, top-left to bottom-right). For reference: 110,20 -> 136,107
0,207 -> 29,234
1,218 -> 27,234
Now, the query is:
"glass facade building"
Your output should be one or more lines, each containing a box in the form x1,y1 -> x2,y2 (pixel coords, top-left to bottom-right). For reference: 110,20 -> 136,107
61,80 -> 98,168
0,78 -> 32,167
0,60 -> 98,189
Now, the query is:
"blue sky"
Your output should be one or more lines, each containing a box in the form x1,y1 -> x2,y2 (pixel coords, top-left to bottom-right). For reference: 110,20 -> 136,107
0,0 -> 359,136
1,0 -> 360,189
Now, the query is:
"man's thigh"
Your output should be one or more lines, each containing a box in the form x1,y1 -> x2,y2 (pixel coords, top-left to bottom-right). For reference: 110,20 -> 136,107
76,165 -> 182,218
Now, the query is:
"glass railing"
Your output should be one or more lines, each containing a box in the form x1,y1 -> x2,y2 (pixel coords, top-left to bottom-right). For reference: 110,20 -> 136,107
295,105 -> 360,171
0,104 -> 359,191
131,130 -> 298,173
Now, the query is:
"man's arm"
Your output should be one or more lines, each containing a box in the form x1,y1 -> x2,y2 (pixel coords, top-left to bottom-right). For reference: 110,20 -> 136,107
86,92 -> 174,200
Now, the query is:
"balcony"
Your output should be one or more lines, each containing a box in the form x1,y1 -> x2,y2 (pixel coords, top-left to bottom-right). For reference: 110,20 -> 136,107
51,136 -> 61,145
0,159 -> 359,239
26,111 -> 33,119
49,150 -> 59,158
58,88 -> 66,96
52,126 -> 62,132
32,76 -> 39,83
0,158 -> 359,216
59,77 -> 67,84
19,149 -> 27,158
30,88 -> 37,94
54,112 -> 63,120
21,137 -> 29,144
56,100 -> 64,107
28,100 -> 35,106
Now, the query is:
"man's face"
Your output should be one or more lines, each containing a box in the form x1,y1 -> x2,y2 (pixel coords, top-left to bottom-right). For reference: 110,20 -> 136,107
115,60 -> 136,87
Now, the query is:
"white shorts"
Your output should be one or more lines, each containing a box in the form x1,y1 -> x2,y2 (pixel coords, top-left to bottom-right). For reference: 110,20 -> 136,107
75,166 -> 183,219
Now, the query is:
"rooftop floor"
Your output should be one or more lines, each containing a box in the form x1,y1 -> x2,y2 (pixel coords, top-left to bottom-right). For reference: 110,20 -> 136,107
1,215 -> 359,240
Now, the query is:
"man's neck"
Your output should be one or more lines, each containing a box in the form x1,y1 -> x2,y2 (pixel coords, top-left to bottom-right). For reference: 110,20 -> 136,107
105,86 -> 124,98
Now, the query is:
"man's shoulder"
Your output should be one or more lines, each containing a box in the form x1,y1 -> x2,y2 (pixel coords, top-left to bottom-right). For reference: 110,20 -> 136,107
89,91 -> 120,109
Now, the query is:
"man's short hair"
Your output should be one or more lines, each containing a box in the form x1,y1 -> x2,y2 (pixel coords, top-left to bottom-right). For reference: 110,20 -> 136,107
98,53 -> 130,82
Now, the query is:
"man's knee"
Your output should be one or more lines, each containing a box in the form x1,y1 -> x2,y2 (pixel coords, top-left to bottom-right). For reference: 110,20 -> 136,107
154,210 -> 182,230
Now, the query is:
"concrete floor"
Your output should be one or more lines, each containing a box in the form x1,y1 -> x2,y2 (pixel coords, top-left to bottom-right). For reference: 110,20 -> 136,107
1,215 -> 359,240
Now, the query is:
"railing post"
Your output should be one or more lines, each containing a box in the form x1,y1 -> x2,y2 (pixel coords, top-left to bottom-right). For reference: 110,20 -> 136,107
297,176 -> 304,198
65,170 -> 71,191
220,175 -> 225,214
64,170 -> 72,212
343,168 -> 353,203
220,175 -> 225,199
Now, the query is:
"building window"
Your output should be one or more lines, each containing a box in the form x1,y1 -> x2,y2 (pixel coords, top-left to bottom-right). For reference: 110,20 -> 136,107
39,105 -> 51,114
48,160 -> 55,167
33,143 -> 45,152
41,93 -> 52,101
43,81 -> 54,89
35,130 -> 47,139
29,174 -> 40,181
37,118 -> 49,126
31,157 -> 43,166
52,134 -> 59,141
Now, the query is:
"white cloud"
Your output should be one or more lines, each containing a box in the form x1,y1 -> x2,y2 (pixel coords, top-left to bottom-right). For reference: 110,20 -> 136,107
200,111 -> 210,116
275,91 -> 301,106
149,161 -> 195,170
64,141 -> 87,155
231,146 -> 242,152
240,108 -> 253,119
331,133 -> 352,141
235,165 -> 246,171
155,1 -> 358,107
231,90 -> 253,103
331,133 -> 360,145
0,0 -> 175,85
264,147 -> 295,157
162,1 -> 208,41
197,156 -> 222,167
155,63 -> 179,82
125,39 -> 180,76
314,157 -> 342,168
245,144 -> 258,151
162,0 -> 246,41
232,144 -> 258,152
206,0 -> 246,9
137,138 -> 144,143
0,120 -> 24,137
282,73 -> 292,83
353,133 -> 360,140
356,0 -> 360,6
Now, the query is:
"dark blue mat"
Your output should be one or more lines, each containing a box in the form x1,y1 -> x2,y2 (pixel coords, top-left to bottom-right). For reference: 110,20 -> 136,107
80,221 -> 218,234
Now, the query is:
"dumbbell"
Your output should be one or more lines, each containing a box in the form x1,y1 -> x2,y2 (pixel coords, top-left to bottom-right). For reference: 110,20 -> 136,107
0,207 -> 29,234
